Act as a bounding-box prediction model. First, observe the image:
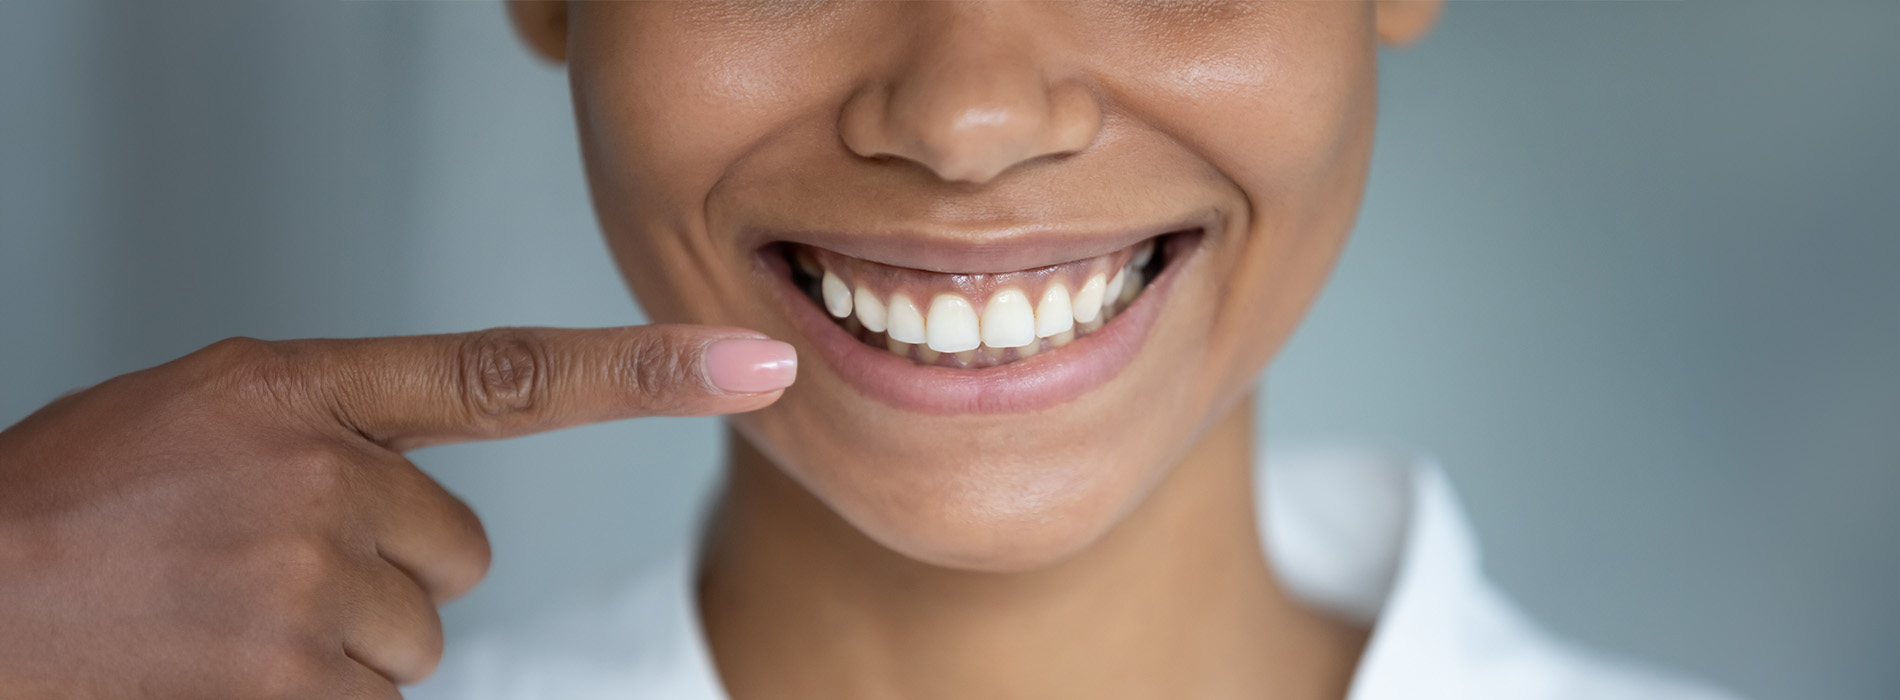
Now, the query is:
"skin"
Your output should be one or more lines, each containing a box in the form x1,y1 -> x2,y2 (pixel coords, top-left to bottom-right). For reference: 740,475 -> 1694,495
0,327 -> 796,698
514,2 -> 1440,700
0,1 -> 1440,698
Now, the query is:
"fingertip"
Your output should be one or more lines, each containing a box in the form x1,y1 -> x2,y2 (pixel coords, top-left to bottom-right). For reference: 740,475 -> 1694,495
716,387 -> 790,416
703,338 -> 798,395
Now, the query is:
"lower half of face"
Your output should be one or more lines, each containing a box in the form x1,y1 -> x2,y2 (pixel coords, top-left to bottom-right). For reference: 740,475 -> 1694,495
570,1 -> 1381,572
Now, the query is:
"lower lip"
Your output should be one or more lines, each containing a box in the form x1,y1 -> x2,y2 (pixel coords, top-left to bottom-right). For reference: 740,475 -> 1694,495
760,241 -> 1192,415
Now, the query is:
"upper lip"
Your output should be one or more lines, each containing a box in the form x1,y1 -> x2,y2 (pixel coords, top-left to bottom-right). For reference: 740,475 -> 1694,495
750,209 -> 1217,274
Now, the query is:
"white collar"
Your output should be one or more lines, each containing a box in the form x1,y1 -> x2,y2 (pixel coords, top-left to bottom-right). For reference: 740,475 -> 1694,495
412,446 -> 1733,700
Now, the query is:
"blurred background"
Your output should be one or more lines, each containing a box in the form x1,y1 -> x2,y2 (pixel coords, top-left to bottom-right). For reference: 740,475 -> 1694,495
2,2 -> 1895,698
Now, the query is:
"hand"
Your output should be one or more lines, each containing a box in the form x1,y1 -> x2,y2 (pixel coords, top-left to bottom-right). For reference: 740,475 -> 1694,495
0,326 -> 796,699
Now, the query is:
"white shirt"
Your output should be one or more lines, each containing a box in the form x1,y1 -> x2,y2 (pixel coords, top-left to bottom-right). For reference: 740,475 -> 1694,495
408,446 -> 1740,700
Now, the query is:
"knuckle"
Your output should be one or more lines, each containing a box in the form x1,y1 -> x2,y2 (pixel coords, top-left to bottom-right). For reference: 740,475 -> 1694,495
277,444 -> 356,496
373,577 -> 447,685
456,328 -> 551,423
248,537 -> 344,608
421,490 -> 494,601
445,514 -> 494,599
190,336 -> 305,406
405,607 -> 448,682
622,330 -> 696,409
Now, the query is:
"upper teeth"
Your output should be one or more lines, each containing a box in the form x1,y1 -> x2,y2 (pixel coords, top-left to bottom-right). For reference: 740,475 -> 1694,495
979,289 -> 1036,349
816,265 -> 1150,356
853,285 -> 887,333
821,270 -> 854,318
1034,284 -> 1074,338
925,294 -> 981,353
1072,275 -> 1107,324
886,293 -> 927,344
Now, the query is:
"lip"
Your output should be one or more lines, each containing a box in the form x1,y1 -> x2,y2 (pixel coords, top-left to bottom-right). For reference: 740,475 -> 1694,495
758,232 -> 1200,415
746,209 -> 1218,274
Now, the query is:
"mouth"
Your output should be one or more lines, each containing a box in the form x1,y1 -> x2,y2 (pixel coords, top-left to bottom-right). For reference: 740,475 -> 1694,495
759,225 -> 1204,414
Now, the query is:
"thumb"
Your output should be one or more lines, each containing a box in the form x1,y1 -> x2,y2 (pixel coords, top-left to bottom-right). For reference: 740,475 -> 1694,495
284,325 -> 796,451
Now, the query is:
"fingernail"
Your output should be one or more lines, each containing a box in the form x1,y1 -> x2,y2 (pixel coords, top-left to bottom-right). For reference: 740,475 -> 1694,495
703,338 -> 797,394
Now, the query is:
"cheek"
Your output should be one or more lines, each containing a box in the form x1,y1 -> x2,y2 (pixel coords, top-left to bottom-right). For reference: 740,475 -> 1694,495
572,14 -> 890,328
569,19 -> 819,320
571,10 -> 868,219
1133,23 -> 1379,400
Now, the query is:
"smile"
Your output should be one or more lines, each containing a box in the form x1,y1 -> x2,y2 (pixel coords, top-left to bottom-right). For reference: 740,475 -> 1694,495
760,225 -> 1205,414
789,234 -> 1173,369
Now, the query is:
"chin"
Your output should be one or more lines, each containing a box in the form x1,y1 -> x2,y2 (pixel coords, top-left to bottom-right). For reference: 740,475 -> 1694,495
779,424 -> 1163,574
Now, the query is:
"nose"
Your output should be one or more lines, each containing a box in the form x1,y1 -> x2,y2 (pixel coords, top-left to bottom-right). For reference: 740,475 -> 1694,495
839,7 -> 1103,185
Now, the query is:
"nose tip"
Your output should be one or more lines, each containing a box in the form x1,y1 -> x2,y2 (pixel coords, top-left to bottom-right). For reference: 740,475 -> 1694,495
839,47 -> 1102,184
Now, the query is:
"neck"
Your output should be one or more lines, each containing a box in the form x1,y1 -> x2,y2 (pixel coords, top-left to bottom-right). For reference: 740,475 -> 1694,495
700,392 -> 1367,700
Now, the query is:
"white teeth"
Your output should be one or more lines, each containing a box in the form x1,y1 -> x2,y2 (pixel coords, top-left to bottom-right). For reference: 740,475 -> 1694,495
1035,284 -> 1074,338
1073,274 -> 1106,324
926,294 -> 981,353
1119,269 -> 1142,304
820,248 -> 1154,364
853,286 -> 886,333
886,294 -> 926,344
980,288 -> 1036,348
821,270 -> 853,318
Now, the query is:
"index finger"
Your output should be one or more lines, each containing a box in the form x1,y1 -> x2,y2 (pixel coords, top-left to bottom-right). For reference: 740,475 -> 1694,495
286,325 -> 796,451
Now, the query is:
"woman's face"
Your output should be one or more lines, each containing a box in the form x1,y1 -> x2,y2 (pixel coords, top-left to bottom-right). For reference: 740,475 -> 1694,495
531,1 -> 1430,572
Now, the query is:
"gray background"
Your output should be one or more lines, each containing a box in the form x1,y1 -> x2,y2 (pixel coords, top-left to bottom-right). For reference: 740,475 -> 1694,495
2,2 -> 1895,698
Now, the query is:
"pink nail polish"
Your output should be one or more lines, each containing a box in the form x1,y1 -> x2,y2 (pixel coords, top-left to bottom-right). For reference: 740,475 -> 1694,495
704,338 -> 797,394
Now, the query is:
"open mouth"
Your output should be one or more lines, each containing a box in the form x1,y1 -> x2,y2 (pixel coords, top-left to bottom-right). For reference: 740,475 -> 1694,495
776,230 -> 1193,370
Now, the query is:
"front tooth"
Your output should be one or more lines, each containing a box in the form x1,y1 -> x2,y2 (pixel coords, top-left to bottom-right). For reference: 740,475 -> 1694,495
886,336 -> 913,358
1073,274 -> 1107,324
980,288 -> 1036,348
926,294 -> 981,353
1133,239 -> 1155,269
854,287 -> 887,333
821,270 -> 853,318
886,294 -> 926,344
1104,268 -> 1127,308
1035,284 -> 1074,338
